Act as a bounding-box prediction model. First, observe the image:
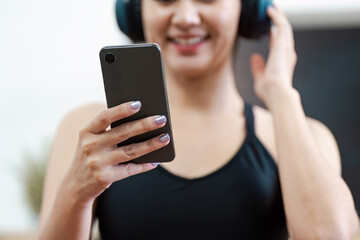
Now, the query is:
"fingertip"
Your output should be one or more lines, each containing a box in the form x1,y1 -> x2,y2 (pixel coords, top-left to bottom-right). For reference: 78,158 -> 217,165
251,53 -> 262,60
269,5 -> 287,20
267,5 -> 283,22
159,133 -> 170,143
130,101 -> 142,111
267,5 -> 274,11
250,54 -> 265,80
250,54 -> 263,67
267,5 -> 275,15
155,115 -> 167,125
144,162 -> 159,170
273,4 -> 283,13
250,55 -> 257,66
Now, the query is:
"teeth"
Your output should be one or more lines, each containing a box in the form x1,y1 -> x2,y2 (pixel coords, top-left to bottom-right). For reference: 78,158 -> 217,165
173,37 -> 205,45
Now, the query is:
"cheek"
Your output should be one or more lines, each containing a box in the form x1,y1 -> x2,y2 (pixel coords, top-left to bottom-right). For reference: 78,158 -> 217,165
209,3 -> 240,42
142,14 -> 155,42
142,9 -> 170,43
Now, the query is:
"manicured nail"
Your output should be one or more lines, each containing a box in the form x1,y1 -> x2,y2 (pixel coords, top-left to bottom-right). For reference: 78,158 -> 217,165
130,101 -> 141,110
152,162 -> 160,166
155,115 -> 167,125
159,133 -> 170,142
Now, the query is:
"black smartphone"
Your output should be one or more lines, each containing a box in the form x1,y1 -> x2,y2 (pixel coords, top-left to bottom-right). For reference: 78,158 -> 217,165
99,43 -> 175,164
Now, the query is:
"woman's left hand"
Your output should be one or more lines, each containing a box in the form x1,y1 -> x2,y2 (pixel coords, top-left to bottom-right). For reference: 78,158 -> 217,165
250,5 -> 298,109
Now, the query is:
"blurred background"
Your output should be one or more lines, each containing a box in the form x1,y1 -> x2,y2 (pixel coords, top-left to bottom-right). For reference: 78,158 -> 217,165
0,0 -> 359,239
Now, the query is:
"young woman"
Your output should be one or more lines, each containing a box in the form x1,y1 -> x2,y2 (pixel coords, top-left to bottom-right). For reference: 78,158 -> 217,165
38,0 -> 359,239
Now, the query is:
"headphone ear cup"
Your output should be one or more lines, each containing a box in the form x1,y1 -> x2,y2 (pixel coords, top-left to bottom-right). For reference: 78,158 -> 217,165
239,0 -> 273,39
115,0 -> 145,42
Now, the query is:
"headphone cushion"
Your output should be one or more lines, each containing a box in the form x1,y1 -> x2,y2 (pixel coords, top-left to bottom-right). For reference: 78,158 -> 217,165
116,0 -> 144,42
239,0 -> 272,39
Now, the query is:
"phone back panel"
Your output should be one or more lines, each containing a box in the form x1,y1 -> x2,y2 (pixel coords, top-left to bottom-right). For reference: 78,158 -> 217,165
99,44 -> 175,164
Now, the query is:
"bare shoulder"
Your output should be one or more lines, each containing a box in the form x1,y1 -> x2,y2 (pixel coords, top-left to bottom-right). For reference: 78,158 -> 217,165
252,105 -> 278,161
39,102 -> 106,229
306,117 -> 335,140
52,102 -> 107,154
252,104 -> 340,173
60,102 -> 107,129
306,117 -> 341,173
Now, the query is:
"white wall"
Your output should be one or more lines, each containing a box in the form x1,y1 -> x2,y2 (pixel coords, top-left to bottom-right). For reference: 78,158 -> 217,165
276,0 -> 360,29
1,0 -> 360,234
0,0 -> 129,233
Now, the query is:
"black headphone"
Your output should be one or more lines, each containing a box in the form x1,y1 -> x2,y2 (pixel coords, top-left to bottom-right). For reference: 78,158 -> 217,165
116,0 -> 273,42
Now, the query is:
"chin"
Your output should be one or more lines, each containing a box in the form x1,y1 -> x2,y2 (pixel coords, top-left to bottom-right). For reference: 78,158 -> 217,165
169,63 -> 212,79
165,55 -> 214,79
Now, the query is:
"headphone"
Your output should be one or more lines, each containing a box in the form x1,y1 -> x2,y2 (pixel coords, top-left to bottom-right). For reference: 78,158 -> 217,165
115,0 -> 273,42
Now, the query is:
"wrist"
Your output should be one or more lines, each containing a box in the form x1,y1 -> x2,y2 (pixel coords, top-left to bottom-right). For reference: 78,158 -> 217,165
40,182 -> 94,240
263,85 -> 300,112
58,176 -> 95,210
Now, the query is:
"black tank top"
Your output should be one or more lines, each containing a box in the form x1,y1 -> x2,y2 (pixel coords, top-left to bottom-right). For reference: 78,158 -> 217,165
96,103 -> 288,239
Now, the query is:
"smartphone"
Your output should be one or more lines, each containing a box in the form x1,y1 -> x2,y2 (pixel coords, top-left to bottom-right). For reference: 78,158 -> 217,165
99,43 -> 175,164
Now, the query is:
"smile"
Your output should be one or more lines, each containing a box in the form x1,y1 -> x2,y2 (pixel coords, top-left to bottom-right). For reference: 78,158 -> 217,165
173,37 -> 207,46
167,36 -> 210,53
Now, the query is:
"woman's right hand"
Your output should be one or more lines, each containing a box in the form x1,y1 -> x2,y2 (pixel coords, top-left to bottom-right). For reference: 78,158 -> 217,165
59,100 -> 170,207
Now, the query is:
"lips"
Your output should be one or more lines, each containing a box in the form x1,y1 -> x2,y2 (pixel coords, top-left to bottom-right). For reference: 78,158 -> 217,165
173,37 -> 206,45
166,34 -> 210,54
168,35 -> 210,46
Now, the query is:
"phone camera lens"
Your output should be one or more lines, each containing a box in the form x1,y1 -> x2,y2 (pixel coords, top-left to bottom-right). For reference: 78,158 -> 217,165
105,53 -> 116,64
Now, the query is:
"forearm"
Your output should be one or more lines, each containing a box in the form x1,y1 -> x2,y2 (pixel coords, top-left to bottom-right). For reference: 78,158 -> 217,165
269,89 -> 358,239
38,186 -> 93,240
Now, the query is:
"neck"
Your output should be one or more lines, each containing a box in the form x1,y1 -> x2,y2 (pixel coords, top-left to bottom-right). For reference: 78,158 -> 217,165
165,58 -> 243,116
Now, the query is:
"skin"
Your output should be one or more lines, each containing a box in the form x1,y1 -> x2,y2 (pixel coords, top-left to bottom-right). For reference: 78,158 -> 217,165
38,0 -> 359,239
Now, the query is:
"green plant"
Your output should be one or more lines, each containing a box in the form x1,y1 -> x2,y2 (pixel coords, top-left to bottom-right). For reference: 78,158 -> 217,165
21,141 -> 50,215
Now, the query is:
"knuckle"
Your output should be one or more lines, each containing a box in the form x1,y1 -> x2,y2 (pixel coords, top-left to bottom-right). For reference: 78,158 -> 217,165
113,104 -> 131,120
97,110 -> 110,126
288,50 -> 297,64
146,139 -> 157,150
141,118 -> 152,131
292,51 -> 297,60
125,163 -> 134,176
125,163 -> 139,176
118,149 -> 131,162
117,125 -> 130,140
87,158 -> 100,171
122,144 -> 137,159
78,128 -> 88,139
81,140 -> 96,156
95,172 -> 110,188
137,164 -> 146,173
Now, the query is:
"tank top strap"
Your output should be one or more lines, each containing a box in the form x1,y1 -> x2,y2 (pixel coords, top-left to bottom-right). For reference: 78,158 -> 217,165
244,101 -> 256,137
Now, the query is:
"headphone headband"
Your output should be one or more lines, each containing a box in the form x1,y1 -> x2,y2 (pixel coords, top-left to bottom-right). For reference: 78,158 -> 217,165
116,0 -> 272,42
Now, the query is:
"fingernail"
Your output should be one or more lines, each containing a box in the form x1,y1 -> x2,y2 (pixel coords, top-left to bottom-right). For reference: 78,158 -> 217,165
130,101 -> 141,110
159,133 -> 170,142
155,115 -> 167,125
152,162 -> 160,166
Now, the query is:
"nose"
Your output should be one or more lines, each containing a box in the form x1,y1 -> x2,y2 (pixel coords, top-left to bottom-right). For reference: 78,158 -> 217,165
171,0 -> 201,29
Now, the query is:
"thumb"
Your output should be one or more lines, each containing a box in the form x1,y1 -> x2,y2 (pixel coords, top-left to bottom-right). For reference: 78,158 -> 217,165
250,53 -> 265,82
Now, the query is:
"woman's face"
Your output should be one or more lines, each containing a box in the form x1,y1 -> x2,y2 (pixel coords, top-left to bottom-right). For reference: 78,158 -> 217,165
142,0 -> 241,78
